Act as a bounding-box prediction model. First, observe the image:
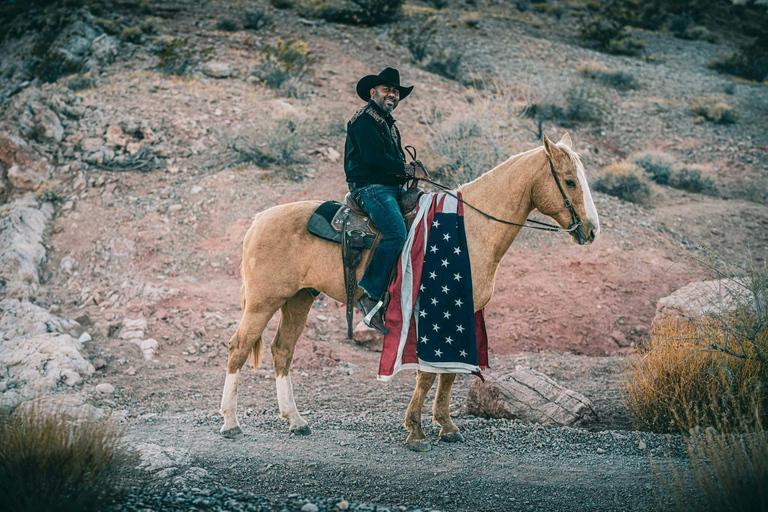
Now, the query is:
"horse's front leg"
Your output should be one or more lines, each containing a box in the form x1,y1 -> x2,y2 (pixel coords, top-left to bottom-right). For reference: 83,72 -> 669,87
404,370 -> 437,452
433,373 -> 464,443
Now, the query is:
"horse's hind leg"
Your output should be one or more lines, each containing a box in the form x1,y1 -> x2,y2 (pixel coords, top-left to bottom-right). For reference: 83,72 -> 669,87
404,370 -> 437,452
271,289 -> 315,435
433,373 -> 463,443
220,304 -> 277,438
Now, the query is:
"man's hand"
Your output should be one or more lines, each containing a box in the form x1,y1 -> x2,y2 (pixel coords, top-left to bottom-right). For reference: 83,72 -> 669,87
407,161 -> 429,180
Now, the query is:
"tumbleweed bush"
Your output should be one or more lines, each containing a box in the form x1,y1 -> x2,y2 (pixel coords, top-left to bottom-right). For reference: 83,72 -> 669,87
0,406 -> 137,512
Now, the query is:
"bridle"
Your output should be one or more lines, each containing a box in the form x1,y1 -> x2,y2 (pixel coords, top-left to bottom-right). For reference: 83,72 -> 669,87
404,145 -> 583,235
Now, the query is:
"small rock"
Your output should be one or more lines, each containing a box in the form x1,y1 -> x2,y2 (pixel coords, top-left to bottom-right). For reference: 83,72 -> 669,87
191,185 -> 203,194
596,448 -> 605,454
301,504 -> 319,512
92,357 -> 107,370
78,332 -> 92,342
106,125 -> 127,148
95,382 -> 115,394
326,147 -> 341,162
203,62 -> 234,78
638,440 -> 647,450
336,500 -> 350,511
168,204 -> 183,213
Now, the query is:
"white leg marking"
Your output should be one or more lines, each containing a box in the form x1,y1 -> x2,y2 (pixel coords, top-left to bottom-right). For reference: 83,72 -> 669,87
275,375 -> 308,430
576,163 -> 600,234
220,370 -> 241,432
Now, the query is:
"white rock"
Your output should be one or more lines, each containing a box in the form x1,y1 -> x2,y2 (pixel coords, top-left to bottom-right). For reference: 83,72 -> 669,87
132,338 -> 159,360
7,163 -> 47,190
118,317 -> 147,340
15,393 -> 104,421
95,382 -> 115,394
133,442 -> 191,473
78,332 -> 92,342
62,369 -> 82,386
203,62 -> 234,78
167,204 -> 183,213
0,194 -> 54,297
60,255 -> 77,273
190,185 -> 203,194
326,147 -> 341,162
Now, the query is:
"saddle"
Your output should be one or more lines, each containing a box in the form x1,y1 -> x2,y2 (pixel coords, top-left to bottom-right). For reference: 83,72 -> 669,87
306,182 -> 423,339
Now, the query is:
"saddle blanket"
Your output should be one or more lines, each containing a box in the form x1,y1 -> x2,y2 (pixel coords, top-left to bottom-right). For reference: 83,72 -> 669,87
378,192 -> 489,381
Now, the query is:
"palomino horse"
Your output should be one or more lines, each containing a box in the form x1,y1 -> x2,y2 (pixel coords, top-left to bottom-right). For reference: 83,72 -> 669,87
220,133 -> 600,451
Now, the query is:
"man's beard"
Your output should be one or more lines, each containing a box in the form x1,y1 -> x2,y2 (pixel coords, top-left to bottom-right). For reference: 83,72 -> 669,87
372,90 -> 398,113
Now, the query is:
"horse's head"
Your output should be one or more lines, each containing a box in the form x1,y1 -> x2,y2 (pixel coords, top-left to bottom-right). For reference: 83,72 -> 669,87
532,133 -> 600,245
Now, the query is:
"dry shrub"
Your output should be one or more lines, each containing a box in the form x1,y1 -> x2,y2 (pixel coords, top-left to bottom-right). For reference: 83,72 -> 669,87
669,164 -> 717,195
577,59 -> 610,77
691,96 -> 735,124
252,37 -> 317,89
593,161 -> 650,203
226,114 -> 309,168
629,150 -> 674,185
424,74 -> 525,185
120,26 -> 143,43
579,60 -> 639,90
657,404 -> 768,512
624,264 -> 768,435
624,318 -> 766,434
0,406 -> 137,512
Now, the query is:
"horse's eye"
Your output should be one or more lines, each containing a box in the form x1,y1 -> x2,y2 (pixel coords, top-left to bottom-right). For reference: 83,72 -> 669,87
565,179 -> 577,188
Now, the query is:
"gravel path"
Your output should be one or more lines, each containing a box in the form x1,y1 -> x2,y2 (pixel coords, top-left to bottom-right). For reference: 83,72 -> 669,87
122,412 -> 687,512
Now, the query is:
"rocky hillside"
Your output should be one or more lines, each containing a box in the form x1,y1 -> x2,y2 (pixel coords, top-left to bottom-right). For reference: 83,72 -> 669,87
0,1 -> 767,509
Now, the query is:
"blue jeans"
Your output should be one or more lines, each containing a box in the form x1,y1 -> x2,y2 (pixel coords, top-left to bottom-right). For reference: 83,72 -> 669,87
350,184 -> 407,301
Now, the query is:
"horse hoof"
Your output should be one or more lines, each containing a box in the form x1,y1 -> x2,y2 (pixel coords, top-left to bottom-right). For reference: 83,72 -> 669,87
221,426 -> 243,439
406,439 -> 432,452
440,432 -> 464,443
290,425 -> 312,436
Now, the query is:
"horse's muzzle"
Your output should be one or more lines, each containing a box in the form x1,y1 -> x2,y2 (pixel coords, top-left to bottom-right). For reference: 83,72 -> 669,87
573,219 -> 597,245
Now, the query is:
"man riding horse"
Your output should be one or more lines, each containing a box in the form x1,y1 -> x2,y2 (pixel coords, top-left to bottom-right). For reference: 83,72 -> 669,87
345,67 -> 428,335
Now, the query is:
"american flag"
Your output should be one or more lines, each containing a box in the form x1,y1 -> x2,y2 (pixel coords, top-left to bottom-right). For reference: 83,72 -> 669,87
377,192 -> 488,381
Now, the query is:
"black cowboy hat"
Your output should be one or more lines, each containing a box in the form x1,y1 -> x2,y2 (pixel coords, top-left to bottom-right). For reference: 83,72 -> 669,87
356,67 -> 414,102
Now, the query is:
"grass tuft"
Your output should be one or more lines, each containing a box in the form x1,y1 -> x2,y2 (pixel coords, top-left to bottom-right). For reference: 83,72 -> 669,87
0,406 -> 138,512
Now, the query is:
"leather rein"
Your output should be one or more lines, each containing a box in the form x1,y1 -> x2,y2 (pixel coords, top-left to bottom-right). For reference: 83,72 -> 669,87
404,146 -> 583,234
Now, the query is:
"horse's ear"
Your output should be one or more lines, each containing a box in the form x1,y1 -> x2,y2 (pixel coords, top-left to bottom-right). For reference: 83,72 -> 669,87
542,133 -> 555,158
558,133 -> 572,149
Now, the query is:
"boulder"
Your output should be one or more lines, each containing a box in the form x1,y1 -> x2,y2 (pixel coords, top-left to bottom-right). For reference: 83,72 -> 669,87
653,278 -> 753,325
464,368 -> 597,426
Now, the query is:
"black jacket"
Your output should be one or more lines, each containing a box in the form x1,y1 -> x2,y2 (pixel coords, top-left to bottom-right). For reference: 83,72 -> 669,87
344,100 -> 410,186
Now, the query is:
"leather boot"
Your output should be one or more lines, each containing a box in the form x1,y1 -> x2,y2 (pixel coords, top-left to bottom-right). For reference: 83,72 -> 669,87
356,295 -> 388,336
